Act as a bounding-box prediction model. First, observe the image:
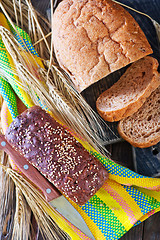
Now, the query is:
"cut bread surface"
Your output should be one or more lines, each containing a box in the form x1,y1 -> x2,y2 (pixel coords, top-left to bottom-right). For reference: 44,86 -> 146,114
96,57 -> 160,122
118,86 -> 160,148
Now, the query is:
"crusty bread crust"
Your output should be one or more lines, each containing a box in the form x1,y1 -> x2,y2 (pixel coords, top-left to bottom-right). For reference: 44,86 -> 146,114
118,86 -> 160,148
96,57 -> 160,122
52,0 -> 152,92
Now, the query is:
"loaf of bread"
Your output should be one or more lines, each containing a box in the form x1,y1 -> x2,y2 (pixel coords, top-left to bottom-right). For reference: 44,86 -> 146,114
5,106 -> 108,205
96,57 -> 160,122
52,0 -> 152,92
118,86 -> 160,148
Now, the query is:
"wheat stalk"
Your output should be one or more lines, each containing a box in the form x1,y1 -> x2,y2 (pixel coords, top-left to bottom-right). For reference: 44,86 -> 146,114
1,0 -> 119,147
0,26 -> 117,155
0,161 -> 71,240
0,152 -> 15,239
0,0 -> 51,59
12,186 -> 31,239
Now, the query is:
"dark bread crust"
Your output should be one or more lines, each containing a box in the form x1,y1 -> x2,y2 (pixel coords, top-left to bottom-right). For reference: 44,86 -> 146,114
5,106 -> 108,205
53,0 -> 152,92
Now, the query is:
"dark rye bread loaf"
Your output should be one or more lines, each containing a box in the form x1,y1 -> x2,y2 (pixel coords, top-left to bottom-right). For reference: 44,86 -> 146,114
118,86 -> 160,148
96,57 -> 160,122
5,106 -> 108,205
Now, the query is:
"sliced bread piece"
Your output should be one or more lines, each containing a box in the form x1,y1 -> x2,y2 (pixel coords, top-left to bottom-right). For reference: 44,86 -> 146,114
96,56 -> 160,122
118,86 -> 160,148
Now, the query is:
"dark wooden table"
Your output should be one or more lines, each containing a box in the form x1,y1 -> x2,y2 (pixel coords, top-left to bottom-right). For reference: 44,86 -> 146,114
31,0 -> 160,239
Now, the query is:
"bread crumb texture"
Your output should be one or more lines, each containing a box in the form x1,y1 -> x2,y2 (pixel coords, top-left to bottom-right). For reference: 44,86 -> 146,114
96,57 -> 160,121
52,0 -> 152,92
118,86 -> 160,148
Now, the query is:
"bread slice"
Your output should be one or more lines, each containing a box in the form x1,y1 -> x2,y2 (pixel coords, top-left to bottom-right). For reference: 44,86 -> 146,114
118,86 -> 160,148
96,56 -> 160,122
52,0 -> 152,92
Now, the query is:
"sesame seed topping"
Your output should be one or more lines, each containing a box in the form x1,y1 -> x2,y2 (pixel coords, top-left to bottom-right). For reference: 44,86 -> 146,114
5,107 -> 107,205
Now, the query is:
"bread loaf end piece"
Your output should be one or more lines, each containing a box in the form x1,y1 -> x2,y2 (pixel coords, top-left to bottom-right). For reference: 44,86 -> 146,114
118,86 -> 160,148
5,106 -> 108,205
96,57 -> 160,122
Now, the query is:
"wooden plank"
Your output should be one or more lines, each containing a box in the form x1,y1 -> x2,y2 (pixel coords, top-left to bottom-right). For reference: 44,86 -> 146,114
133,144 -> 160,177
120,223 -> 144,240
31,0 -> 50,17
106,141 -> 134,170
143,212 -> 160,240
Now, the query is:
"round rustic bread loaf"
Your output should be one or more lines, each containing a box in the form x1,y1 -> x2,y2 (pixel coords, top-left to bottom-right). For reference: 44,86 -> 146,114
52,0 -> 152,92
